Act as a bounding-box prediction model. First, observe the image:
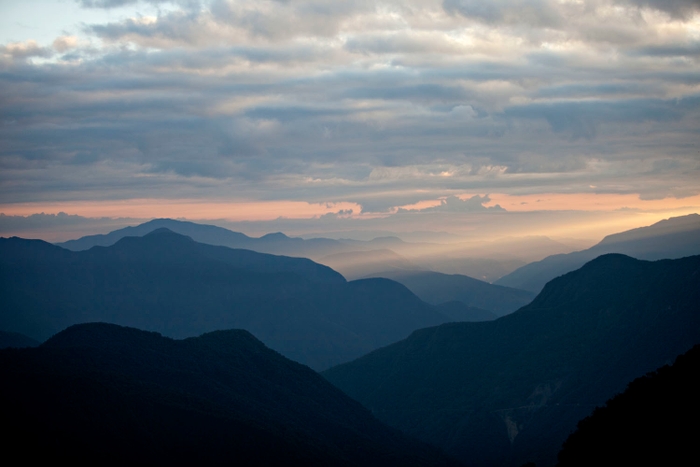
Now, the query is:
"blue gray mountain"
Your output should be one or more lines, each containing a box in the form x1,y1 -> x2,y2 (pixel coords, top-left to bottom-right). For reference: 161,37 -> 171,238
324,253 -> 700,467
1,229 -> 456,370
1,322 -> 461,466
495,213 -> 700,292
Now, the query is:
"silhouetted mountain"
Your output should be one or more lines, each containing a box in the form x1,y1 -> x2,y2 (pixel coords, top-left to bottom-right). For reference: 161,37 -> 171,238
323,254 -> 700,467
56,218 -> 354,259
0,330 -> 39,349
1,229 -> 453,370
365,270 -> 535,317
495,213 -> 700,292
557,344 -> 700,466
1,323 -> 461,466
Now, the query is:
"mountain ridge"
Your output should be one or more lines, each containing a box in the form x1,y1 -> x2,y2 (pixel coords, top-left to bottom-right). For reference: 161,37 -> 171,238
495,213 -> 700,292
323,253 -> 700,467
2,322 -> 461,466
1,230 -> 458,370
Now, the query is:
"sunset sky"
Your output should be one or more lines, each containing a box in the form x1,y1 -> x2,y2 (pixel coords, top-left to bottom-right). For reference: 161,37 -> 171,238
1,0 -> 699,241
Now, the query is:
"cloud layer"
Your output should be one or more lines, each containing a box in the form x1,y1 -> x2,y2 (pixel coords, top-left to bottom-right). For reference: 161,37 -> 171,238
1,0 -> 699,218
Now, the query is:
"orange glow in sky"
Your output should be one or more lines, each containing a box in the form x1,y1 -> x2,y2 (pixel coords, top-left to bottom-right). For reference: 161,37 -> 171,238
2,193 -> 700,221
0,199 -> 363,221
484,193 -> 700,212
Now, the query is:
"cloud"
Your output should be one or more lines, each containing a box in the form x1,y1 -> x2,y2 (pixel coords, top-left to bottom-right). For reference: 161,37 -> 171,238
0,40 -> 53,60
443,0 -> 562,27
622,0 -> 700,19
1,0 -> 698,219
400,195 -> 506,213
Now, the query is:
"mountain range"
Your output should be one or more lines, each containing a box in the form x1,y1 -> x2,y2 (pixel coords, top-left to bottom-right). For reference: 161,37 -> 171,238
495,213 -> 700,292
54,218 -> 581,280
1,322 -> 460,466
364,270 -> 534,317
323,253 -> 700,466
1,228 -> 464,370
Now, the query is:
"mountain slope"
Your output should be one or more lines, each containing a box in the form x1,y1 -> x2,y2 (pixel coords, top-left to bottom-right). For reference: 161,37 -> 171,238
1,229 -> 451,370
56,218 -> 351,259
317,249 -> 419,280
495,213 -> 700,292
366,270 -> 535,317
323,254 -> 700,467
0,330 -> 39,349
1,323 -> 460,466
557,344 -> 700,467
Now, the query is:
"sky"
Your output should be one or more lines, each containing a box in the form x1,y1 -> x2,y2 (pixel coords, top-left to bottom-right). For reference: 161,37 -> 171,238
1,0 -> 699,241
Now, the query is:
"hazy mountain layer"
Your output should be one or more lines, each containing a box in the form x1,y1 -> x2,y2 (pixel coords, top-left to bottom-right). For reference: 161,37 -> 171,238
496,213 -> 700,292
323,254 -> 700,467
365,270 -> 535,317
557,344 -> 700,467
1,323 -> 460,466
1,229 -> 454,370
318,248 -> 419,280
56,218 -> 352,258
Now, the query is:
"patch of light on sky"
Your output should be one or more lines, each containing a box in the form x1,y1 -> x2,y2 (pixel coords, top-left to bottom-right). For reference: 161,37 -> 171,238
0,0 -> 179,46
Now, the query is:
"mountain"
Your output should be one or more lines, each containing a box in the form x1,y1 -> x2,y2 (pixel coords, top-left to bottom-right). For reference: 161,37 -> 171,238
1,322 -> 460,466
54,218 -> 579,281
495,213 -> 700,293
1,229 -> 454,370
318,249 -> 419,280
323,254 -> 700,467
433,301 -> 498,322
55,218 -> 353,259
557,344 -> 700,466
0,330 -> 39,349
414,256 -> 527,283
365,270 -> 535,317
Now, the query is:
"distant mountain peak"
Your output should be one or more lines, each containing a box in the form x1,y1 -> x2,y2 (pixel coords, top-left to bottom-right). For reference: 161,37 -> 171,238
260,232 -> 290,240
495,213 -> 700,293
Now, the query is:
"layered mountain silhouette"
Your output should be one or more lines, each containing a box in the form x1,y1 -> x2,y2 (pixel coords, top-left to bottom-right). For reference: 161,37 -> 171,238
323,254 -> 700,466
557,344 -> 700,467
54,218 -> 576,281
56,218 -> 364,259
364,270 -> 534,317
1,229 -> 458,370
1,322 -> 460,466
496,213 -> 700,293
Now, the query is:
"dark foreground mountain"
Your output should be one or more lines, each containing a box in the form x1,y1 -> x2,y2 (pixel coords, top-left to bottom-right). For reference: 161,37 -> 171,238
0,330 -> 39,349
0,323 -> 460,466
496,213 -> 700,292
323,254 -> 700,467
1,229 -> 453,370
366,270 -> 534,317
557,344 -> 700,467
